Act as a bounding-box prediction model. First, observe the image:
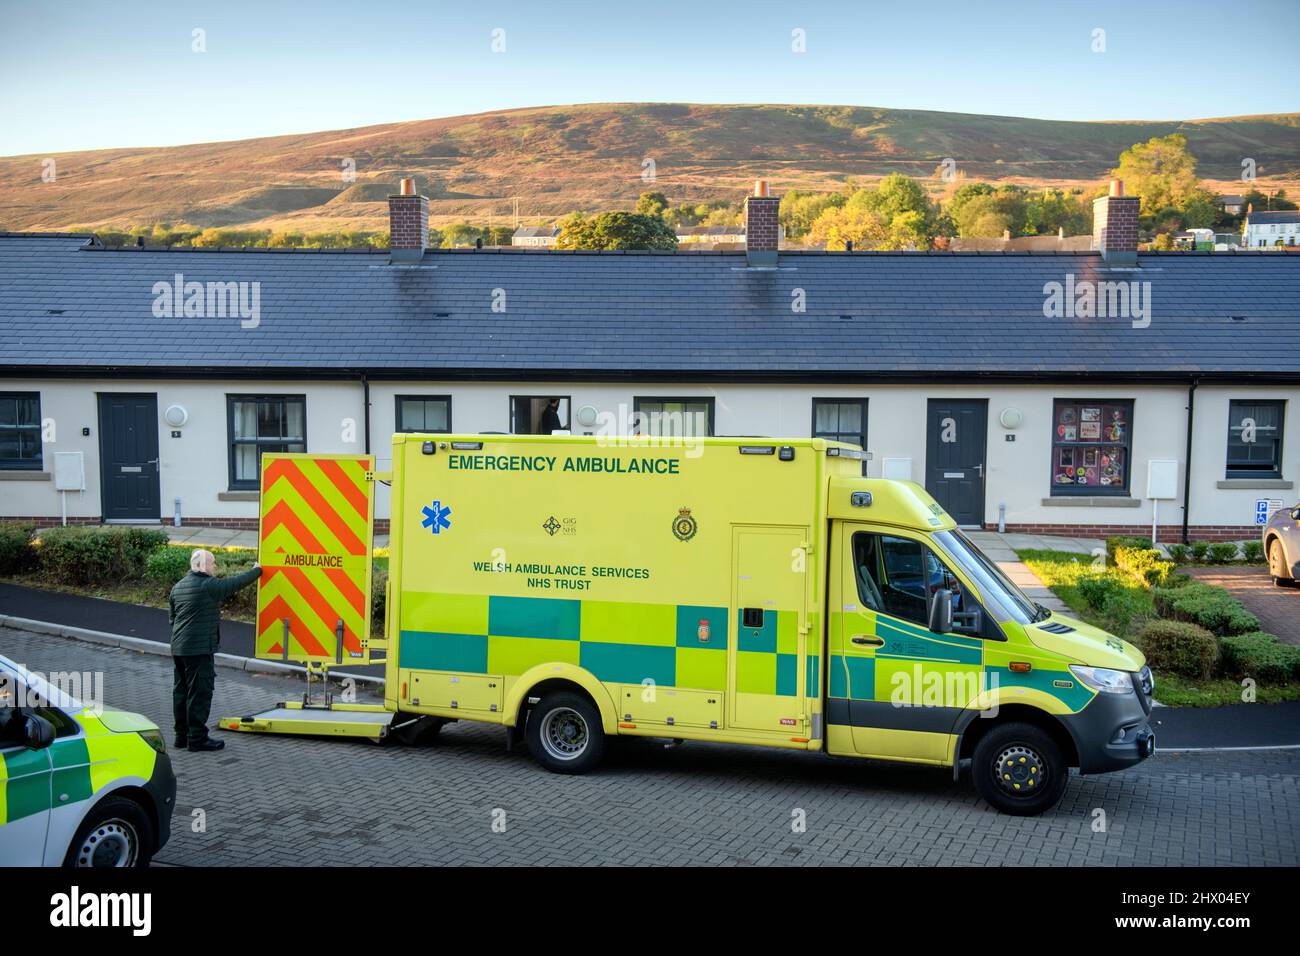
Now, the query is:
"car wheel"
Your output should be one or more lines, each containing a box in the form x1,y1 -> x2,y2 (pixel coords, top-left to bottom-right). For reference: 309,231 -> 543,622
1269,540 -> 1294,587
63,796 -> 155,868
526,691 -> 606,774
972,723 -> 1069,816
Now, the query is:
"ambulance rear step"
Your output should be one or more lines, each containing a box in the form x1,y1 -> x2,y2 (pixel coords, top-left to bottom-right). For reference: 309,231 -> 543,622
219,701 -> 398,743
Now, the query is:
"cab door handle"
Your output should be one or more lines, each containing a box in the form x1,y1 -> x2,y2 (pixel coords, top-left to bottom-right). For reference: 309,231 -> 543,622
850,635 -> 883,646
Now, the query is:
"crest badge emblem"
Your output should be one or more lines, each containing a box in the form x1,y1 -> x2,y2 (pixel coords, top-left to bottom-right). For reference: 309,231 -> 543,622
672,506 -> 697,542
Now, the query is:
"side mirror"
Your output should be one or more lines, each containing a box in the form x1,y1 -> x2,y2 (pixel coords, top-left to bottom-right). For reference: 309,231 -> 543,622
23,713 -> 55,750
928,588 -> 954,634
1290,506 -> 1300,521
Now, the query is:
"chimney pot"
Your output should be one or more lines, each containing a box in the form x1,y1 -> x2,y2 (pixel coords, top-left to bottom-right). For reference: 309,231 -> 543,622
1110,178 -> 1125,198
754,179 -> 769,198
400,178 -> 415,196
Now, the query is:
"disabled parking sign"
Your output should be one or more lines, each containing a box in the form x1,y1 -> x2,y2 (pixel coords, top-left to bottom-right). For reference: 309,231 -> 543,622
1255,498 -> 1283,525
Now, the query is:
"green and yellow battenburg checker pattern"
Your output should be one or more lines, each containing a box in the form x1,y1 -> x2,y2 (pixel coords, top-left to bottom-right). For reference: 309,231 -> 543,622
399,593 -> 820,698
0,712 -> 157,827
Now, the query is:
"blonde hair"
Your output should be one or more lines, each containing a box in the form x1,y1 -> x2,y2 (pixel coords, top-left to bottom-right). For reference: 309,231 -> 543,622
190,549 -> 215,573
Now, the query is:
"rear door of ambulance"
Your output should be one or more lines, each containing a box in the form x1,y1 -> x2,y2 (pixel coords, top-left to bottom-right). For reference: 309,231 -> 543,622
254,452 -> 377,665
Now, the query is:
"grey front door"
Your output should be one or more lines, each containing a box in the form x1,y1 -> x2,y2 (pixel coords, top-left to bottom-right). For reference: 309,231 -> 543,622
926,399 -> 987,528
98,393 -> 160,521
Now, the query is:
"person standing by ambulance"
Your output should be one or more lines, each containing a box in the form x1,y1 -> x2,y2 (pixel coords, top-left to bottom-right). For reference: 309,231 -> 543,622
169,549 -> 262,752
540,398 -> 564,434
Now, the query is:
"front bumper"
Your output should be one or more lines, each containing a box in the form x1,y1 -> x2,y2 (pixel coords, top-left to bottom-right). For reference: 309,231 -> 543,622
143,752 -> 177,853
1060,675 -> 1155,774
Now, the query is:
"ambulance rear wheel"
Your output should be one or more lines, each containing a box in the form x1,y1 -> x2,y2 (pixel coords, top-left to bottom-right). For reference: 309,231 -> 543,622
972,723 -> 1068,816
527,692 -> 605,774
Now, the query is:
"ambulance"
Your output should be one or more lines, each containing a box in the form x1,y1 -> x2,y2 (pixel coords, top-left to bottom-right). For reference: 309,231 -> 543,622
226,435 -> 1155,816
1,654 -> 176,866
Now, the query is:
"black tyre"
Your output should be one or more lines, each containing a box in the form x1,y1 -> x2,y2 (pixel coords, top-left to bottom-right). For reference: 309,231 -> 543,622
63,795 -> 155,868
525,691 -> 606,774
1269,540 -> 1294,587
971,722 -> 1069,816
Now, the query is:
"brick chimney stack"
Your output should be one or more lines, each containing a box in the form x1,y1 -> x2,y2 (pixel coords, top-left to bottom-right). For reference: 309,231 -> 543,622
745,179 -> 780,267
388,178 -> 428,262
1092,178 -> 1140,265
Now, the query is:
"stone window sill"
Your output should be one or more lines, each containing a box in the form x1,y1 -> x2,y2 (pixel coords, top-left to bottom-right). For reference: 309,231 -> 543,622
218,491 -> 259,502
1041,496 -> 1140,508
0,470 -> 51,481
1216,479 -> 1292,490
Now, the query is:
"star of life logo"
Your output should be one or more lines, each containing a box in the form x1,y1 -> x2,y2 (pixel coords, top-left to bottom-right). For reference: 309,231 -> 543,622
421,500 -> 452,534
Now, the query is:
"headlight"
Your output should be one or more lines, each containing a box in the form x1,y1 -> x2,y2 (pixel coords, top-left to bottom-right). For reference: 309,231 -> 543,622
1069,664 -> 1134,695
137,728 -> 166,754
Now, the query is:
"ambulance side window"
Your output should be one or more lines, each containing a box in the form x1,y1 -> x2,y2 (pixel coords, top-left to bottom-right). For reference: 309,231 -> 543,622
853,532 -> 929,627
0,670 -> 24,747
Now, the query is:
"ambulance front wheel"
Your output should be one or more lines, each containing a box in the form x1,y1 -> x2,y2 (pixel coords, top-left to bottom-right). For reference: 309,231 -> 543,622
971,722 -> 1069,816
526,691 -> 606,774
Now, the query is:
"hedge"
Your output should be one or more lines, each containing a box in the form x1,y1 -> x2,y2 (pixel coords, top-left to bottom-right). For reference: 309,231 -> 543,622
1220,632 -> 1300,683
1106,535 -> 1152,563
1114,546 -> 1175,587
1152,582 -> 1260,636
38,526 -> 169,585
145,547 -> 194,588
0,523 -> 37,575
1207,542 -> 1240,564
1133,620 -> 1219,680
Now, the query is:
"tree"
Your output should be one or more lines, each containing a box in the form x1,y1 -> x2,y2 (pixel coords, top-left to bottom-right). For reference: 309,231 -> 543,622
779,190 -> 847,238
556,211 -> 677,251
806,205 -> 888,251
441,223 -> 482,247
1111,134 -> 1204,216
635,191 -> 668,217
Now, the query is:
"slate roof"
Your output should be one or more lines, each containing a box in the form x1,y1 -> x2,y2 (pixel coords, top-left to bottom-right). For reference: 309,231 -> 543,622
1,233 -> 1297,381
1245,210 -> 1300,224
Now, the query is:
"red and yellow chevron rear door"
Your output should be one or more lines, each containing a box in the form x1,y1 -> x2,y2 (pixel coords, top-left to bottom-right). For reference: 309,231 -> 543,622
255,453 -> 376,663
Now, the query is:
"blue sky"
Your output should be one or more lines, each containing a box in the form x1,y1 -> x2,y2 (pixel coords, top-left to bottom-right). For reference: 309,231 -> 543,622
1,0 -> 1297,155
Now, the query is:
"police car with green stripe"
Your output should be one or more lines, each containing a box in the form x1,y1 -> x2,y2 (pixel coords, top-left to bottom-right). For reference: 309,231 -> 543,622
0,654 -> 175,867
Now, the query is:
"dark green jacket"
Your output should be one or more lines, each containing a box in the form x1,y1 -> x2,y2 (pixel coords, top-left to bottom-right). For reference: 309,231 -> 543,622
168,567 -> 262,655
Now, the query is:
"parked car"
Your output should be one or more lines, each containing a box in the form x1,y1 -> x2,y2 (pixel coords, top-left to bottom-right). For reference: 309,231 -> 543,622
1264,503 -> 1300,587
0,654 -> 175,866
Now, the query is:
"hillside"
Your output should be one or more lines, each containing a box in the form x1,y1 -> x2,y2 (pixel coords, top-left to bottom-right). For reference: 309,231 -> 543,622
2,103 -> 1298,232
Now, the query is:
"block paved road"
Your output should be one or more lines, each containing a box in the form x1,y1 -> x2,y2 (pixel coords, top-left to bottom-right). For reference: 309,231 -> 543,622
1185,566 -> 1300,645
5,626 -> 1298,867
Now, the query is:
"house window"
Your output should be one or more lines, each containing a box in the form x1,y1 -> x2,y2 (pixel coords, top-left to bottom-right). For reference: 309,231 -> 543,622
633,397 -> 714,437
395,395 -> 451,433
813,398 -> 868,475
1227,400 -> 1284,479
0,392 -> 42,470
1050,399 -> 1133,495
228,395 -> 306,489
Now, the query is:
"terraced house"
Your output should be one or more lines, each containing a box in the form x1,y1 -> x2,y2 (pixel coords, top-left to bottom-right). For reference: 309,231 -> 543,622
1,180 -> 1297,541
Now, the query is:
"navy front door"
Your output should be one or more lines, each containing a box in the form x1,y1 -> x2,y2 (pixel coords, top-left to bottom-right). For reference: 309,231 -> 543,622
98,393 -> 160,521
925,399 -> 987,528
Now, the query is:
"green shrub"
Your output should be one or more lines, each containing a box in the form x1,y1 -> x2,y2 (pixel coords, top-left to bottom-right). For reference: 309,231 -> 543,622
1076,573 -> 1120,611
145,547 -> 194,588
213,550 -> 259,617
1106,535 -> 1153,563
1241,540 -> 1264,563
1134,620 -> 1219,679
39,526 -> 166,585
1220,632 -> 1300,683
1166,544 -> 1191,563
0,523 -> 37,575
1190,541 -> 1211,562
1153,582 -> 1260,636
1114,546 -> 1175,587
1207,542 -> 1240,564
1099,587 -> 1152,638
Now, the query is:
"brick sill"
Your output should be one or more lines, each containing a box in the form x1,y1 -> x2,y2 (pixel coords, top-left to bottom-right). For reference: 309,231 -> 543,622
1040,496 -> 1141,508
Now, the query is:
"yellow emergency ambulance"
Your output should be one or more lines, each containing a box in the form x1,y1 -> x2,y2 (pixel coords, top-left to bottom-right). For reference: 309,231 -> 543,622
226,435 -> 1155,816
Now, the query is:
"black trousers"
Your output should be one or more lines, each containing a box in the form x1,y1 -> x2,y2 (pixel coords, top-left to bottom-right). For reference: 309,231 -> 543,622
172,654 -> 216,745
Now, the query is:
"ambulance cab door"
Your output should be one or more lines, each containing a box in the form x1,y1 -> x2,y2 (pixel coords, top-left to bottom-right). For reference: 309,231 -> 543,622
0,668 -> 53,866
728,525 -> 811,736
834,525 -> 985,764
